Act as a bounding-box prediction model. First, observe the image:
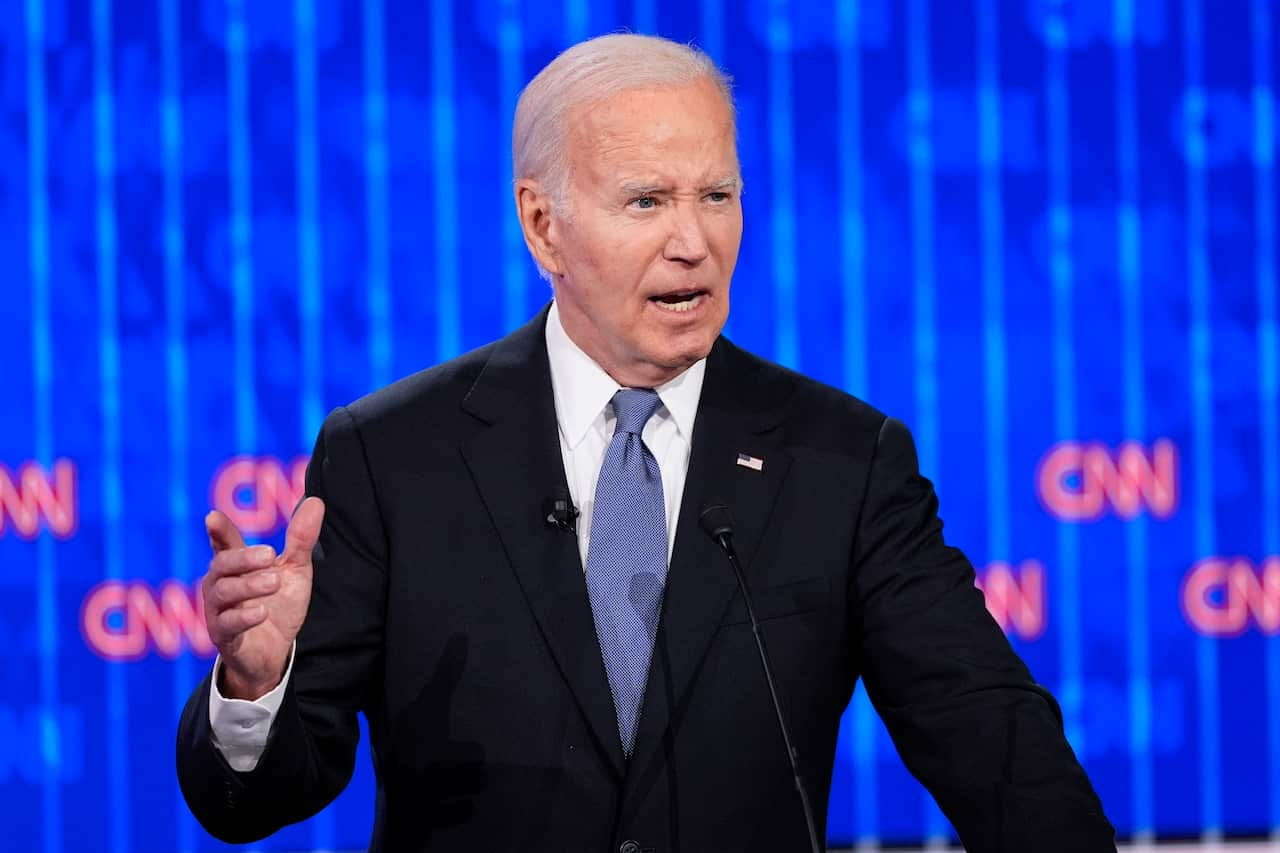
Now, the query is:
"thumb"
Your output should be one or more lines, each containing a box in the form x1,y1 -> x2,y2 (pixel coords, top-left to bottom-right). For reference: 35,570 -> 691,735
283,496 -> 325,564
206,509 -> 246,553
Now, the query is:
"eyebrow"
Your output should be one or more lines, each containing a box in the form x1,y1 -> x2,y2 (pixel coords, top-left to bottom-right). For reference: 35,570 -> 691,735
618,176 -> 743,196
703,176 -> 742,192
619,182 -> 668,196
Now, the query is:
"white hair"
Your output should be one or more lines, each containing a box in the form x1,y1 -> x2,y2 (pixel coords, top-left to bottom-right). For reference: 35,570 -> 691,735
512,33 -> 735,216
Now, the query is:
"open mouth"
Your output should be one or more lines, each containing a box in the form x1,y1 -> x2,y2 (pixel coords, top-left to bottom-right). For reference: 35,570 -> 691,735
649,289 -> 708,314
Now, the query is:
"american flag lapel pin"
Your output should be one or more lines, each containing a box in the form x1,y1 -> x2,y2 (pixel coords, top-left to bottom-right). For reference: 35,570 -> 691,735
736,453 -> 764,472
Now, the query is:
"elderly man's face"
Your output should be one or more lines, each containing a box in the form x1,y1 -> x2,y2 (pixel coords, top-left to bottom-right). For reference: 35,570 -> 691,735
544,78 -> 742,387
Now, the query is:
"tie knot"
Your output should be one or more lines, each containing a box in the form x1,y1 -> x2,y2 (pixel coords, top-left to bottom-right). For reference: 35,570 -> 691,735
611,388 -> 662,435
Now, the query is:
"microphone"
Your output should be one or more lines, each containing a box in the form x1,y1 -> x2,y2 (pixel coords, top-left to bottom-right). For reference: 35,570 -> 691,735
698,500 -> 823,853
543,490 -> 579,534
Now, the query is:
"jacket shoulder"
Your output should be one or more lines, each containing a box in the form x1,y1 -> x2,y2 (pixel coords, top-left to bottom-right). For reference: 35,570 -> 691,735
719,338 -> 889,449
313,341 -> 500,448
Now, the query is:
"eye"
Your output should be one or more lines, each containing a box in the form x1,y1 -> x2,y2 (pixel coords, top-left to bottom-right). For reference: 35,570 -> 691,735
629,195 -> 658,210
706,191 -> 731,203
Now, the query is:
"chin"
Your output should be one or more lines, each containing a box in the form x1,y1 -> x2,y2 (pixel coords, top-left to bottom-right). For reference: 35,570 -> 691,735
652,338 -> 716,373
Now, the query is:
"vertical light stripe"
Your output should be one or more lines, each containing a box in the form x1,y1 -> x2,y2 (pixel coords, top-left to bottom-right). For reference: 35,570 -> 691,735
838,0 -> 867,400
25,1 -> 61,850
564,0 -> 589,43
767,0 -> 798,368
838,4 -> 873,839
227,0 -> 257,453
362,0 -> 392,389
906,0 -> 945,840
839,4 -> 873,842
1250,0 -> 1280,837
225,17 -> 259,844
633,0 -> 657,33
431,0 -> 460,361
293,4 -> 329,842
1044,3 -> 1084,764
92,2 -> 129,851
699,0 -> 724,64
905,0 -> 938,473
159,1 -> 194,849
850,688 -> 877,846
296,0 -> 324,447
976,0 -> 1009,563
499,0 -> 527,332
1113,0 -> 1153,838
1181,0 -> 1222,837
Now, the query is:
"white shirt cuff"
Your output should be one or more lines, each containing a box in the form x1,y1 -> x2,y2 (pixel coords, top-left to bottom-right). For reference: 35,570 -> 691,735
207,643 -> 296,772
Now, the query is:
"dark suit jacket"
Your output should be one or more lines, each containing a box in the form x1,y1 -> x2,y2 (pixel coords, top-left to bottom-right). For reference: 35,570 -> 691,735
177,307 -> 1114,852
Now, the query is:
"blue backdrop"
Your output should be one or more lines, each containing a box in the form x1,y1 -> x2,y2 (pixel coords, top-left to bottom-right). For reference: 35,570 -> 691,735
1,0 -> 1278,850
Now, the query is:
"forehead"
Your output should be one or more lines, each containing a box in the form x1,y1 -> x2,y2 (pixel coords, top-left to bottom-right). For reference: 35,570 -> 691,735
566,80 -> 738,182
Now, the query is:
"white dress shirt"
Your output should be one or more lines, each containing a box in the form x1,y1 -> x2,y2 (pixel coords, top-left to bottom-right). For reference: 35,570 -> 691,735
209,302 -> 706,771
546,301 -> 704,565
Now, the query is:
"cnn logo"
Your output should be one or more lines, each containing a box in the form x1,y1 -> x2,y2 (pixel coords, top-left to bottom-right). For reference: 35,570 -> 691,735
0,459 -> 77,539
1182,556 -> 1280,637
976,560 -> 1046,641
210,455 -> 308,536
1037,439 -> 1178,522
81,580 -> 214,661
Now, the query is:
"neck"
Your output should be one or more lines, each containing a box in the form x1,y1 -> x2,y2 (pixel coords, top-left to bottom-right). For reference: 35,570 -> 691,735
553,305 -> 689,388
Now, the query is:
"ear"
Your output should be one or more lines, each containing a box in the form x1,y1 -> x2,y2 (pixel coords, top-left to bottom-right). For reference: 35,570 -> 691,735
515,178 -> 565,277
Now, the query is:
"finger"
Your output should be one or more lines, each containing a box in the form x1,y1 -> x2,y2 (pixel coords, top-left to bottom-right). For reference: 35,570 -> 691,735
206,510 -> 247,553
207,571 -> 281,612
214,602 -> 269,638
208,544 -> 277,580
283,496 -> 325,564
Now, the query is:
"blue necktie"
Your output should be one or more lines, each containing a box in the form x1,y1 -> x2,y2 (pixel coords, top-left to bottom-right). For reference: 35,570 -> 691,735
585,388 -> 667,756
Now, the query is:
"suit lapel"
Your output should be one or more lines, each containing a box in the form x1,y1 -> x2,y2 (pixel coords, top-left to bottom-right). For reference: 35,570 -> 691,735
459,307 -> 626,777
627,338 -> 795,778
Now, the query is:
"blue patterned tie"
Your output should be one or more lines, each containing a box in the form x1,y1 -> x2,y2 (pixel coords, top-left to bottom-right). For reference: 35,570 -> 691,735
585,388 -> 667,756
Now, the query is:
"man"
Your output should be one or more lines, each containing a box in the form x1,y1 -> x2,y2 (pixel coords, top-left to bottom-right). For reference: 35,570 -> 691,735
177,34 -> 1115,852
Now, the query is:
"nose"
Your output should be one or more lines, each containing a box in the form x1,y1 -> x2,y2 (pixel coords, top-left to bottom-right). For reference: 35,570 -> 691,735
662,202 -> 710,266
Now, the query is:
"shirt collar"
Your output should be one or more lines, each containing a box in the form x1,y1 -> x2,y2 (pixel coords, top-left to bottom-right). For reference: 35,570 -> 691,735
545,301 -> 706,450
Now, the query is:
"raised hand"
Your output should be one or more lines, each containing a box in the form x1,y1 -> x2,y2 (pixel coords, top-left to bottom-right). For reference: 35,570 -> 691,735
201,497 -> 325,700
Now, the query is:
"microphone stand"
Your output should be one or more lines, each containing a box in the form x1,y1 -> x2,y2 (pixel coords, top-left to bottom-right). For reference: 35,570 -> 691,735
699,503 -> 823,853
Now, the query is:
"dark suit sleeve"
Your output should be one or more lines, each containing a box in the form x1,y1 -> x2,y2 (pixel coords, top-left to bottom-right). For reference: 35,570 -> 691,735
851,417 -> 1115,853
176,406 -> 387,843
